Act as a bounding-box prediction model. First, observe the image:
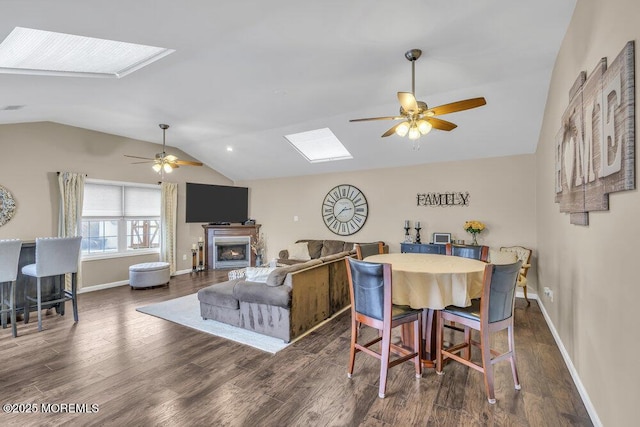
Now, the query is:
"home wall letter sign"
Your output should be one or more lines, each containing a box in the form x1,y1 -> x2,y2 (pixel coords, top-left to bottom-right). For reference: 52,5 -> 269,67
555,41 -> 635,225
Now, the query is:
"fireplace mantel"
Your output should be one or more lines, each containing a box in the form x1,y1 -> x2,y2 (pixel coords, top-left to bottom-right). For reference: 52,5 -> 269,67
202,224 -> 261,269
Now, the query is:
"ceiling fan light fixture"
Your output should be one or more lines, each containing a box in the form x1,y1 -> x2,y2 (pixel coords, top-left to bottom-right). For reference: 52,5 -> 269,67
152,163 -> 162,173
163,163 -> 173,173
417,120 -> 432,135
395,122 -> 410,137
408,126 -> 420,140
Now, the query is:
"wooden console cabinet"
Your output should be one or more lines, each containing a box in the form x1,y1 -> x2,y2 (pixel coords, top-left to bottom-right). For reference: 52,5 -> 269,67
202,224 -> 261,269
400,242 -> 447,255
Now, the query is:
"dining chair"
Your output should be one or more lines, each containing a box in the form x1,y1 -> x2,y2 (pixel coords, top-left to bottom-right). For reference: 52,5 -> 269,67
345,257 -> 422,398
355,242 -> 384,260
0,239 -> 22,337
435,261 -> 522,404
21,236 -> 82,331
445,243 -> 489,262
500,246 -> 533,305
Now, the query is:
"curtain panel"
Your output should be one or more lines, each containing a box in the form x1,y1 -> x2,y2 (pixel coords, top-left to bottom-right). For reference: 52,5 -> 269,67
161,182 -> 178,275
57,172 -> 85,289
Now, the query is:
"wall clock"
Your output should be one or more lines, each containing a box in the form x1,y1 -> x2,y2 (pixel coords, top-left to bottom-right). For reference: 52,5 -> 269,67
0,185 -> 16,227
322,184 -> 368,236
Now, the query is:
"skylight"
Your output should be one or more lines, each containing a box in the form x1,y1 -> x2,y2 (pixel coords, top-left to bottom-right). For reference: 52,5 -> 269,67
0,27 -> 174,78
284,128 -> 352,163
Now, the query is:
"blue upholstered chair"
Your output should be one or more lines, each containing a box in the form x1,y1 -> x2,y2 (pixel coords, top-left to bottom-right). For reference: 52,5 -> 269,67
354,242 -> 384,260
21,236 -> 82,331
345,258 -> 422,398
436,261 -> 522,404
445,243 -> 489,262
0,239 -> 22,337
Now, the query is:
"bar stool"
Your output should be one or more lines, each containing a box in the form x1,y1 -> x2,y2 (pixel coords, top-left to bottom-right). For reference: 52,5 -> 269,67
0,239 -> 22,337
21,236 -> 82,331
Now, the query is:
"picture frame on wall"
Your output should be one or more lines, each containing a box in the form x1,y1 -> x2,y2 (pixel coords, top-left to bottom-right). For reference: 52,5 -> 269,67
432,233 -> 451,245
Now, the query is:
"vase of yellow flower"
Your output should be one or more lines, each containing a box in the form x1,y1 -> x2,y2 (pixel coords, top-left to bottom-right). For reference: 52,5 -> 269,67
463,220 -> 485,246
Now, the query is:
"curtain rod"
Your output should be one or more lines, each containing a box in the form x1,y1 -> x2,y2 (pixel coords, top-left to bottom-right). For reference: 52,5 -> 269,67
56,172 -> 88,176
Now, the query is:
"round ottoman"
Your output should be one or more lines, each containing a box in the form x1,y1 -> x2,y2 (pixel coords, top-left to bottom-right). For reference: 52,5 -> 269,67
129,262 -> 170,289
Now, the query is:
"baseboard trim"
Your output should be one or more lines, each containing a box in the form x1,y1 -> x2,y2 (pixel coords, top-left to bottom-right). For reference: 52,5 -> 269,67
537,299 -> 602,427
78,268 -> 195,294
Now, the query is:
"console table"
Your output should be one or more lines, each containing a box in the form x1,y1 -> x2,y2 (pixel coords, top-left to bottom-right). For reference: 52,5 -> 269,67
400,242 -> 447,255
202,224 -> 261,269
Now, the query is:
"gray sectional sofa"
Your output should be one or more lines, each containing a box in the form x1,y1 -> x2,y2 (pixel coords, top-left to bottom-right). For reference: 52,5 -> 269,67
197,251 -> 354,342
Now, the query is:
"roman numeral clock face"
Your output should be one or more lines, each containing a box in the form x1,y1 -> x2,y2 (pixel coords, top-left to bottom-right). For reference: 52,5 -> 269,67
322,184 -> 369,236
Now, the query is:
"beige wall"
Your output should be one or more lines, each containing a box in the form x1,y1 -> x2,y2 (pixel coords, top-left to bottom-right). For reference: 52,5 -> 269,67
239,153 -> 537,290
0,122 -> 232,288
536,0 -> 638,425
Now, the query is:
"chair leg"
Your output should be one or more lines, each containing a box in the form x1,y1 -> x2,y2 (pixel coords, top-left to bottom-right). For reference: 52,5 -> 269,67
72,273 -> 78,322
480,330 -> 496,404
1,283 -> 6,329
23,282 -> 30,324
413,316 -> 422,378
435,311 -> 444,375
508,324 -> 521,390
523,285 -> 530,306
10,281 -> 17,338
378,325 -> 391,398
463,326 -> 471,360
36,278 -> 43,332
347,319 -> 358,378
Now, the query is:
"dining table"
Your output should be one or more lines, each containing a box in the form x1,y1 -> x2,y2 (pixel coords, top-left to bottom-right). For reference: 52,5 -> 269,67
364,252 -> 487,368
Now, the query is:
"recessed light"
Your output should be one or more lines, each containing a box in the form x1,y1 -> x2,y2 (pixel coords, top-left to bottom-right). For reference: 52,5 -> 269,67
226,146 -> 233,152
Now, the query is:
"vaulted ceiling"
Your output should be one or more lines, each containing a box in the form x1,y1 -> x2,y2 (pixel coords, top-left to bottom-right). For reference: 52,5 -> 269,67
0,1 -> 576,181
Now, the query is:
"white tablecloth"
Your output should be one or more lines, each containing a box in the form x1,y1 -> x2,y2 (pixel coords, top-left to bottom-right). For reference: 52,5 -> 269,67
365,253 -> 486,310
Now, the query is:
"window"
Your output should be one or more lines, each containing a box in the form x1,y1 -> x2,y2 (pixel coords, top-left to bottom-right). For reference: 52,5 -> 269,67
81,180 -> 161,257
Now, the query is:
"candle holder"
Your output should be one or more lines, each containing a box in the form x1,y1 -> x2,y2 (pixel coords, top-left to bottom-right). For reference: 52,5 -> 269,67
415,226 -> 422,244
198,241 -> 204,271
191,248 -> 198,272
404,226 -> 412,243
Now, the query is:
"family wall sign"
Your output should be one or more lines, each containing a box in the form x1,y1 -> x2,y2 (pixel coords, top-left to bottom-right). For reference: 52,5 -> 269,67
555,41 -> 635,225
417,192 -> 470,207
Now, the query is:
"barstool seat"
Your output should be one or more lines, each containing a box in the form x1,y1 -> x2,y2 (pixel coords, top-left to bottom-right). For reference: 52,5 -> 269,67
21,236 -> 82,332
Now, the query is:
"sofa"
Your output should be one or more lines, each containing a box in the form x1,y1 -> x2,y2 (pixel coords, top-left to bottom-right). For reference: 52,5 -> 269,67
278,239 -> 388,265
197,250 -> 354,342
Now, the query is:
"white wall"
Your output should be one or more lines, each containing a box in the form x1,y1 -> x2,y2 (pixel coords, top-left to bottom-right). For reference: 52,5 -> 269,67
0,122 -> 232,288
239,153 -> 538,289
536,0 -> 639,425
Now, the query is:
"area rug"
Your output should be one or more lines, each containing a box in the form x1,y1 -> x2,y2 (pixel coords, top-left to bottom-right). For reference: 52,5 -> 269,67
136,293 -> 289,354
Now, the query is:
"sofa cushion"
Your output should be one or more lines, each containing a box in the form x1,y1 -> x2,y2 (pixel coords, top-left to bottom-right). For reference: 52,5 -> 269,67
305,240 -> 324,259
233,281 -> 291,309
197,279 -> 241,310
244,266 -> 277,283
288,242 -> 311,261
321,240 -> 348,257
266,259 -> 323,287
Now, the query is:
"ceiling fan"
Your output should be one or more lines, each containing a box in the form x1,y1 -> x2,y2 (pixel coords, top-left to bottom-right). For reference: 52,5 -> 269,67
125,124 -> 203,174
350,49 -> 486,141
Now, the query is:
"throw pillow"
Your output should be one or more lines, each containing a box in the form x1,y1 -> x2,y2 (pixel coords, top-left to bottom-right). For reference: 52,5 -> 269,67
288,242 -> 311,260
244,267 -> 277,283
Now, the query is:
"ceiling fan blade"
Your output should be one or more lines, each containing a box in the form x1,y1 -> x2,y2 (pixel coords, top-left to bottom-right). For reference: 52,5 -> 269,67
398,92 -> 419,113
175,160 -> 203,166
350,116 -> 402,122
124,154 -> 155,160
130,160 -> 155,164
427,97 -> 486,116
426,117 -> 457,131
381,123 -> 401,137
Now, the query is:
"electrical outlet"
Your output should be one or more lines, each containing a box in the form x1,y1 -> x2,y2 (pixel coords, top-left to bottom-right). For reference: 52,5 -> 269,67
543,287 -> 554,302
182,254 -> 187,261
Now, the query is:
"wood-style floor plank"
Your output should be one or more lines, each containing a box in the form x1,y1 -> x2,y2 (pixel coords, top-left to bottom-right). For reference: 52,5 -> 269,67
0,270 -> 593,426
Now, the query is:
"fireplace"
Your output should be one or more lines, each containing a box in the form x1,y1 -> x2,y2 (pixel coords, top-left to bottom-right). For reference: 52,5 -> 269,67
212,236 -> 251,269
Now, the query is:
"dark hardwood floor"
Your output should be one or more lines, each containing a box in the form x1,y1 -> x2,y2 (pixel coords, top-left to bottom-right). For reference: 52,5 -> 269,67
0,271 -> 592,426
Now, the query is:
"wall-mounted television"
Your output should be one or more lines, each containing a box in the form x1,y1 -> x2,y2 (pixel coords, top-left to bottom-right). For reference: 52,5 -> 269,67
185,183 -> 249,224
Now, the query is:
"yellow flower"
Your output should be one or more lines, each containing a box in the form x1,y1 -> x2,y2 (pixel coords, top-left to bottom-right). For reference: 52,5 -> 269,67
463,220 -> 486,234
